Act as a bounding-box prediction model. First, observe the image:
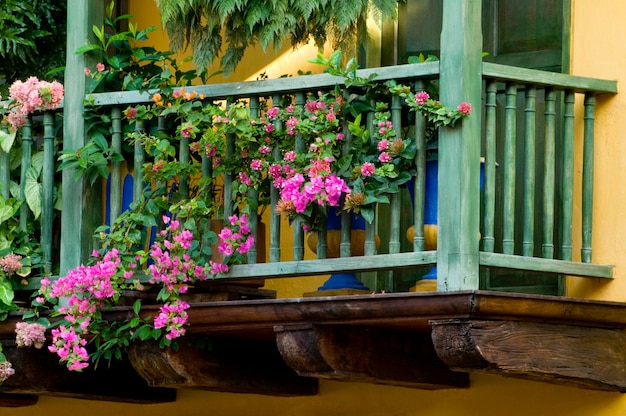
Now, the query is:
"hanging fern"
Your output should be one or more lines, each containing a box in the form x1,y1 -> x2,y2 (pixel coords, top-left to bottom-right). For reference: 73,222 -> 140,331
155,0 -> 397,75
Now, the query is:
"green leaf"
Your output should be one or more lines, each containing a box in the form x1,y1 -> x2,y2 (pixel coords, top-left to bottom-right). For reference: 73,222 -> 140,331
24,166 -> 42,219
133,298 -> 141,315
0,279 -> 14,306
0,130 -> 16,153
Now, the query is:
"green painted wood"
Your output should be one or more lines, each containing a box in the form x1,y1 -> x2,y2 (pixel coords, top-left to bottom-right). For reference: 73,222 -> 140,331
542,88 -> 556,259
389,94 -> 403,256
60,0 -> 103,275
19,118 -> 33,235
437,0 -> 482,291
482,80 -> 497,253
502,83 -> 517,255
89,63 -> 441,107
560,90 -> 575,261
291,93 -> 305,261
269,94 -> 282,263
42,112 -> 55,274
133,120 -> 145,202
214,251 -> 437,280
522,86 -> 536,257
582,93 -> 595,263
179,130 -> 190,199
223,106 -> 234,219
248,96 -> 261,264
339,92 -> 352,260
479,252 -> 613,279
0,124 -> 10,200
482,63 -> 617,94
109,107 -> 122,224
412,81 -> 426,252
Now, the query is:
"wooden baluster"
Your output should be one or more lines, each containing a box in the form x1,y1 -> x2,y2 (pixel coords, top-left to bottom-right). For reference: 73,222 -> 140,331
502,83 -> 517,255
581,92 -> 596,263
522,85 -> 536,257
109,107 -> 122,224
389,94 -> 403,256
270,94 -> 282,262
224,100 -> 234,219
413,81 -> 427,252
339,90 -> 352,260
247,96 -> 261,264
42,112 -> 55,274
19,117 -> 33,237
542,87 -> 556,259
292,92 -> 305,261
482,79 -> 497,253
133,119 -> 145,202
560,90 -> 575,261
364,99 -> 378,257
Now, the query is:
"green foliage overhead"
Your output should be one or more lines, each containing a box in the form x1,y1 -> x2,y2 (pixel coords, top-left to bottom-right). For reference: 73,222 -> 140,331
0,0 -> 66,95
156,0 -> 397,75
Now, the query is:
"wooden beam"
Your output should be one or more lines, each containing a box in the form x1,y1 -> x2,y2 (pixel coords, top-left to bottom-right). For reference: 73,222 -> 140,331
275,324 -> 468,389
0,342 -> 175,403
0,394 -> 38,408
127,338 -> 318,396
431,319 -> 626,391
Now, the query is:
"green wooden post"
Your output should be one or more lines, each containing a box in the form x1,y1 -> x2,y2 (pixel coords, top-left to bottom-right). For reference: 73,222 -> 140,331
388,94 -> 402,256
437,0 -> 483,291
133,120 -> 145,201
581,92 -> 595,263
522,86 -> 536,257
482,80 -> 497,253
42,112 -> 55,274
179,130 -> 190,198
19,118 -> 33,236
502,83 -> 517,255
292,93 -> 305,261
542,88 -> 556,259
412,81 -> 426,252
60,0 -> 103,275
109,107 -> 122,224
270,94 -> 282,262
247,96 -> 260,264
560,90 -> 575,261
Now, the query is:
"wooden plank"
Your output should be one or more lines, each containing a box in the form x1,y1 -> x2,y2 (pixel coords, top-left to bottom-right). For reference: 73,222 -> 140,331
41,112 -> 56,274
542,88 -> 556,258
431,319 -> 626,391
482,80 -> 497,253
560,90 -> 575,261
581,93 -> 595,263
213,251 -> 437,281
0,394 -> 38,408
89,62 -> 441,106
502,83 -> 517,255
275,324 -> 468,389
128,337 -> 318,396
483,62 -> 618,94
522,86 -> 536,257
479,252 -> 614,278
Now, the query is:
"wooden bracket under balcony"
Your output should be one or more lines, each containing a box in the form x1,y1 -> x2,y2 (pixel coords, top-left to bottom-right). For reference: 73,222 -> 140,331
430,318 -> 626,392
275,323 -> 469,389
127,337 -> 318,396
0,341 -> 176,404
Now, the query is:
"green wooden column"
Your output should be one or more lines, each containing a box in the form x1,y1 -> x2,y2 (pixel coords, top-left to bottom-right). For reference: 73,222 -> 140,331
437,0 -> 483,291
60,0 -> 103,276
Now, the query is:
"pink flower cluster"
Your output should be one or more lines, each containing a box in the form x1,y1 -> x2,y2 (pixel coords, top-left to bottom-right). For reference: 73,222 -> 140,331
153,299 -> 190,340
148,217 -> 208,292
217,214 -> 255,258
273,168 -> 349,215
0,361 -> 14,382
7,77 -> 64,129
39,248 -> 128,370
0,253 -> 22,277
15,322 -> 46,349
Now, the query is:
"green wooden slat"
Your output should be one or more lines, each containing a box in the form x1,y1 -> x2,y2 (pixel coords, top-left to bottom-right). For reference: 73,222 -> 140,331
542,88 -> 556,259
582,93 -> 596,263
19,117 -> 33,236
42,112 -> 55,274
522,86 -> 536,257
133,120 -> 145,202
214,251 -> 437,280
269,94 -> 282,263
248,96 -> 261,264
388,94 -> 403,256
502,83 -> 517,255
437,0 -> 482,291
290,93 -> 305,261
88,62 -> 441,107
482,80 -> 497,253
479,252 -> 613,279
560,90 -> 575,261
412,81 -> 426,252
482,62 -> 617,94
109,107 -> 122,223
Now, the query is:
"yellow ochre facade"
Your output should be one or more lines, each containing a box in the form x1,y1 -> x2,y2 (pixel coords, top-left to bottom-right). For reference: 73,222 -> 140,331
6,1 -> 626,415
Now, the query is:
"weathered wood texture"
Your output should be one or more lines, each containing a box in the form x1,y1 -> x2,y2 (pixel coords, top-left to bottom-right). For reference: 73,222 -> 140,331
431,319 -> 626,391
275,324 -> 468,389
0,393 -> 38,408
0,342 -> 175,403
128,338 -> 318,396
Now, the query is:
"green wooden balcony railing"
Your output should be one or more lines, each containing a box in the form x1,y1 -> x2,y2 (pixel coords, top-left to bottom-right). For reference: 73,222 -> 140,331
2,61 -> 616,295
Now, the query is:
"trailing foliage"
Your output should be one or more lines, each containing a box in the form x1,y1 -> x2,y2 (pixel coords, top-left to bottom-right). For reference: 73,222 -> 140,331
156,0 -> 397,75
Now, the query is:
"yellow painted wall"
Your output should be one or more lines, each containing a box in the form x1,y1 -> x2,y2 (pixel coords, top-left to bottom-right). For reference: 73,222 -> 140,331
16,2 -> 623,415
